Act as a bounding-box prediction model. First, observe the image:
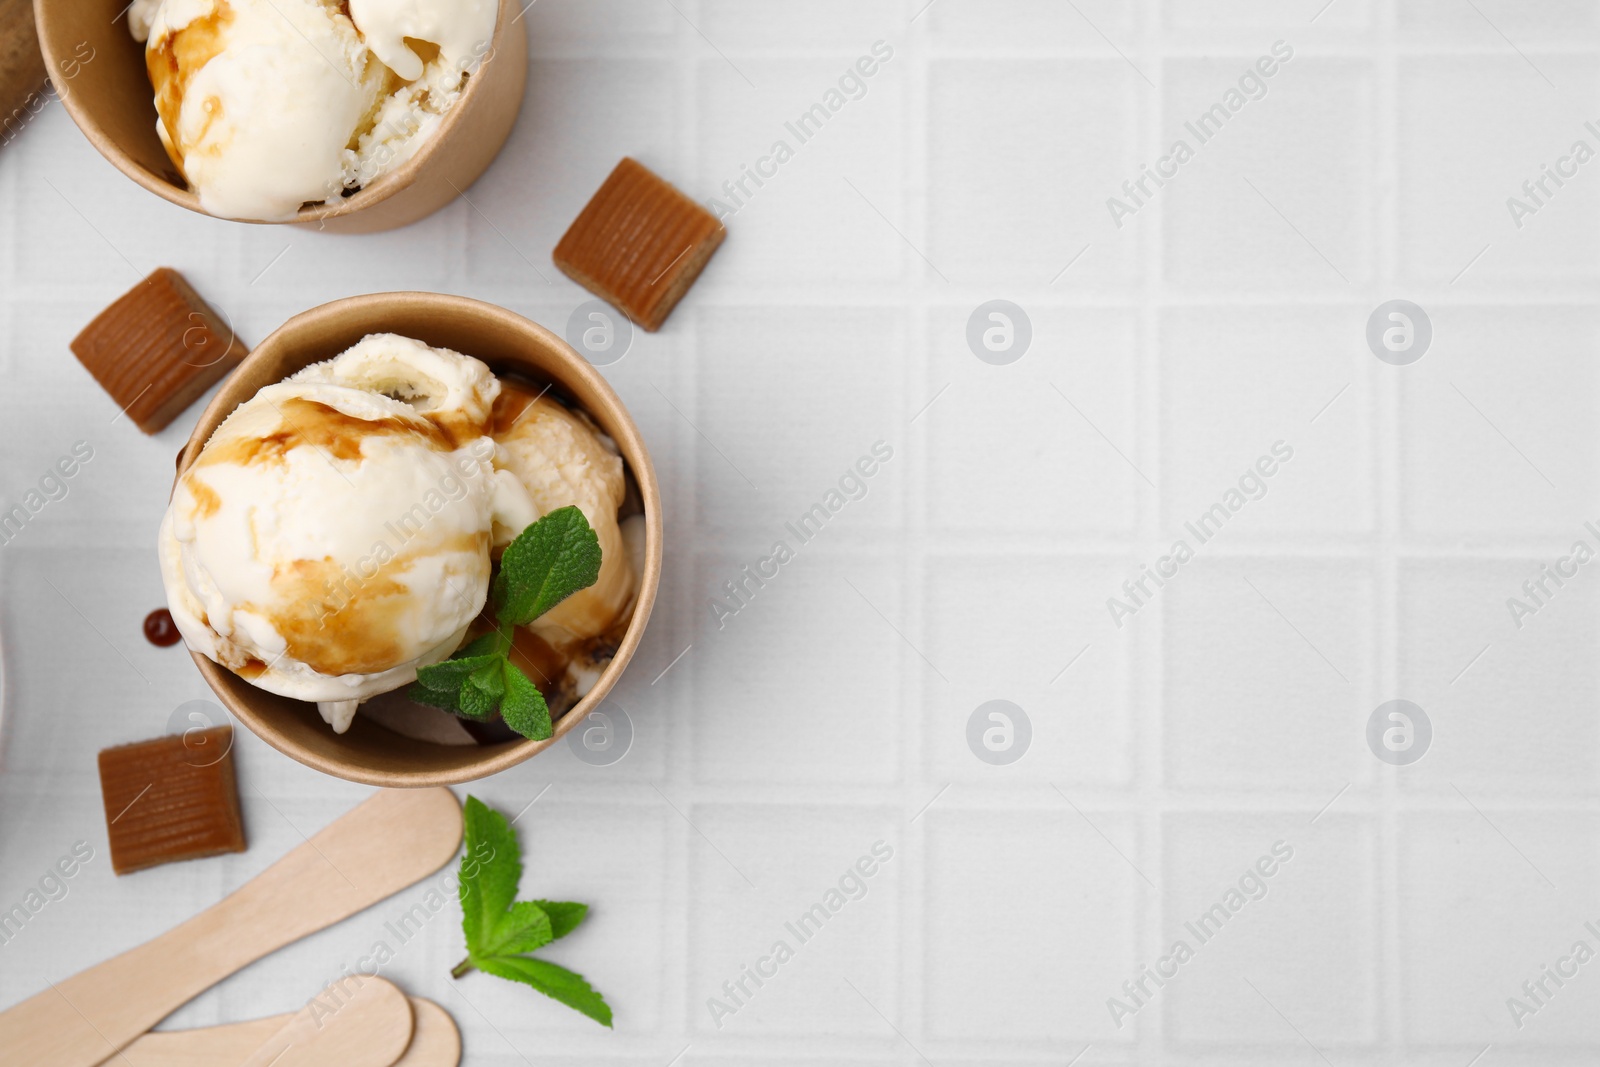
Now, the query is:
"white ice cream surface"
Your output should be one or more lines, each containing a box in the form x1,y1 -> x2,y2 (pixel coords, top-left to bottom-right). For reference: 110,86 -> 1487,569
292,333 -> 500,447
135,0 -> 499,220
160,381 -> 494,707
159,336 -> 534,732
349,0 -> 498,82
147,0 -> 387,221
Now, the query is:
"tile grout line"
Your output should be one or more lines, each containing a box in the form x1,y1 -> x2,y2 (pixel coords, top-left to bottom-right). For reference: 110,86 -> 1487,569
905,0 -> 933,1043
1137,0 -> 1168,1061
673,0 -> 702,1044
1375,0 -> 1404,1058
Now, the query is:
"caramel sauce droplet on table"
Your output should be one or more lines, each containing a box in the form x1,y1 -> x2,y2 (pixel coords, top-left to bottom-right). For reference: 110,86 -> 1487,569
143,609 -> 182,647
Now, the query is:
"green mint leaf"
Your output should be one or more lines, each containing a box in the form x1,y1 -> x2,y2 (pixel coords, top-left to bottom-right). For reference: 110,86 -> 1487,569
534,901 -> 589,940
412,635 -> 510,717
483,900 -> 553,956
456,681 -> 497,720
412,669 -> 461,694
470,955 -> 613,1028
412,641 -> 551,735
499,662 -> 552,740
415,651 -> 504,693
458,633 -> 505,659
407,682 -> 463,713
492,506 -> 602,627
458,797 -> 524,951
468,659 -> 507,700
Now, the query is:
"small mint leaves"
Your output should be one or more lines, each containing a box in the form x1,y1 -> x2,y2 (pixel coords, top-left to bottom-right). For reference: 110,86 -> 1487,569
409,507 -> 600,740
453,797 -> 611,1027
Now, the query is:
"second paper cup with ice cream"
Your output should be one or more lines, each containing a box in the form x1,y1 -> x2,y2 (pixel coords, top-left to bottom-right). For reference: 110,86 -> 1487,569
34,0 -> 527,233
167,293 -> 663,786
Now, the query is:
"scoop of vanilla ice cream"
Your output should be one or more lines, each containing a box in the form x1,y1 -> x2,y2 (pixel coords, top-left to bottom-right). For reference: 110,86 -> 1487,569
494,391 -> 636,649
133,0 -> 498,220
159,335 -> 534,733
142,0 -> 388,221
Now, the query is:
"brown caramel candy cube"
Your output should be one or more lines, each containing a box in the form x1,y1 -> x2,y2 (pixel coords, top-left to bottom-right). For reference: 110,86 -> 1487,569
97,726 -> 246,876
553,157 -> 725,332
71,267 -> 244,434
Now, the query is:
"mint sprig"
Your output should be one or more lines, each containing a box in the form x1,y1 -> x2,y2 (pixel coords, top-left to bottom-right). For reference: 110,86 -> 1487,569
452,796 -> 611,1027
409,506 -> 601,740
494,505 -> 603,626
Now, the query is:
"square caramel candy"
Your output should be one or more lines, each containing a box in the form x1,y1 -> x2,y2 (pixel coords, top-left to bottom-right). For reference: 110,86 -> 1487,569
553,157 -> 725,332
71,267 -> 244,434
97,726 -> 247,876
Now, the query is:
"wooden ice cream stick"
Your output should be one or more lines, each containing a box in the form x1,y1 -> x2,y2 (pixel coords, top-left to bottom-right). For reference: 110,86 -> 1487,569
0,788 -> 463,1067
117,993 -> 460,1067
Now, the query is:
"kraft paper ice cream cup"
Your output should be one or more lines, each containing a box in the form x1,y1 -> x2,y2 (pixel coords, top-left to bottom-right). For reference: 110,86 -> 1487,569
34,0 -> 528,233
174,293 -> 663,786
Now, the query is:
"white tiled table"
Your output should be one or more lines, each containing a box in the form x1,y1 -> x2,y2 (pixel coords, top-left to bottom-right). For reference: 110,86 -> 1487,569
5,1 -> 1600,1063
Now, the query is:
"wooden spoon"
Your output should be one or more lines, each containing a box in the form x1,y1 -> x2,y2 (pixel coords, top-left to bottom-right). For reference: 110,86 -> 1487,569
118,978 -> 410,1067
119,994 -> 460,1067
389,999 -> 463,1067
237,974 -> 412,1067
0,788 -> 462,1067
